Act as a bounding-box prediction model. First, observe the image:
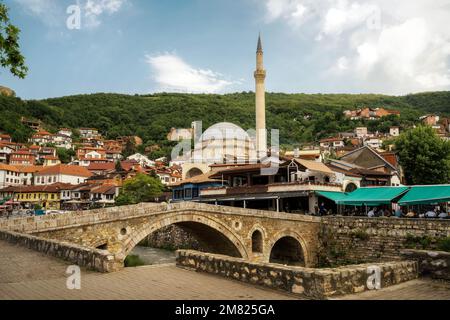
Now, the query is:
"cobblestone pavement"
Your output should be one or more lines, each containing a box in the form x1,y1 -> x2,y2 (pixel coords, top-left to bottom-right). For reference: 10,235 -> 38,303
1,241 -> 449,300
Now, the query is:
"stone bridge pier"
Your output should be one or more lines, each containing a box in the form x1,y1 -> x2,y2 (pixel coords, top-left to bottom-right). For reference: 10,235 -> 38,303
0,203 -> 321,270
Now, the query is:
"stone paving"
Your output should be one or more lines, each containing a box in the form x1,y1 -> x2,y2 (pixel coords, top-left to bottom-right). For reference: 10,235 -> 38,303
0,241 -> 296,300
0,241 -> 449,300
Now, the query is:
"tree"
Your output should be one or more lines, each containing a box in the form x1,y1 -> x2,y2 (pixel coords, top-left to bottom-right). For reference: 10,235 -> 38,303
122,138 -> 136,158
115,174 -> 164,206
57,148 -> 75,164
0,3 -> 27,78
394,126 -> 450,185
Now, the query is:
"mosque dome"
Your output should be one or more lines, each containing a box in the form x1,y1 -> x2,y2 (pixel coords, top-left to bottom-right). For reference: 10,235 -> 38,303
201,122 -> 252,142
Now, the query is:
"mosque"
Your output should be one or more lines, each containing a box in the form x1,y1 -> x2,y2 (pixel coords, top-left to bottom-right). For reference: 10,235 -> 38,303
182,35 -> 269,179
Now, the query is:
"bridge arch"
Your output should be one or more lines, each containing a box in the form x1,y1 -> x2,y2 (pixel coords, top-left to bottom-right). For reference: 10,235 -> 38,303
267,230 -> 310,267
121,213 -> 249,261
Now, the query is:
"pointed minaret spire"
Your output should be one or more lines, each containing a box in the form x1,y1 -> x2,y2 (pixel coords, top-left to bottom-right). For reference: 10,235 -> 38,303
254,34 -> 267,160
257,33 -> 263,53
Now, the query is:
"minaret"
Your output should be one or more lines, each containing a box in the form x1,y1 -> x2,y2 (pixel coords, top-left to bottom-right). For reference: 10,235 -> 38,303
254,34 -> 267,160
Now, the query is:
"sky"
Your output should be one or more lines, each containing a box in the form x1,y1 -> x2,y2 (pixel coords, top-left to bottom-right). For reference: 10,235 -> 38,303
1,0 -> 450,99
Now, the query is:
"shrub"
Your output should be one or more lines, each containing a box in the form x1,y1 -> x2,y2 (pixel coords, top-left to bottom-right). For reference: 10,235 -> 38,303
124,255 -> 146,267
437,237 -> 450,252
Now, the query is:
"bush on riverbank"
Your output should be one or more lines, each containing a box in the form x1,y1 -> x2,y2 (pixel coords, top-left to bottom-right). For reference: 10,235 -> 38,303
124,255 -> 146,267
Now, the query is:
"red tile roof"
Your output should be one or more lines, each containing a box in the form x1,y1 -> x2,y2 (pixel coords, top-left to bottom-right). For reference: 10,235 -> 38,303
35,164 -> 93,178
87,162 -> 115,171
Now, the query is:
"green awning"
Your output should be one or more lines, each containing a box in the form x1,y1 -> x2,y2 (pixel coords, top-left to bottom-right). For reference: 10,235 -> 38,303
316,191 -> 348,203
337,187 -> 409,207
398,185 -> 450,206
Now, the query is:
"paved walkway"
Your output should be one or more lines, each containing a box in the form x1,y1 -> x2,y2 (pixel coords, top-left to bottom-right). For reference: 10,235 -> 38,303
0,241 -> 296,300
336,279 -> 450,300
0,241 -> 449,300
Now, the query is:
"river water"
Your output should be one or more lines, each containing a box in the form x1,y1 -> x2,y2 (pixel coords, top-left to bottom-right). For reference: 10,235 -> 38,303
129,246 -> 176,265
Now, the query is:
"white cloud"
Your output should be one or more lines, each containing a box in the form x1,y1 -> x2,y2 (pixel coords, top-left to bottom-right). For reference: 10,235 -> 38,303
84,0 -> 127,28
263,0 -> 450,94
14,0 -> 62,26
265,0 -> 312,29
146,53 -> 234,94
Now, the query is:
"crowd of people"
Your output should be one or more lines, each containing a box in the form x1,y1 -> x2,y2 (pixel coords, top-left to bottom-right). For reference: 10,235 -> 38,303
335,205 -> 450,219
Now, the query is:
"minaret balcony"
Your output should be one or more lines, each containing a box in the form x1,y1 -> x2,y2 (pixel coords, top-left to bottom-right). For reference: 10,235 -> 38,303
254,70 -> 266,80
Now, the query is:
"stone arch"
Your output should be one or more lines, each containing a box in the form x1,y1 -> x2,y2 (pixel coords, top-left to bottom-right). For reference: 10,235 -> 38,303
267,230 -> 311,267
121,213 -> 249,261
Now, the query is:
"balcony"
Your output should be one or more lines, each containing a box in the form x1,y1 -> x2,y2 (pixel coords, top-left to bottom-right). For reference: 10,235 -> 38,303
201,181 -> 342,198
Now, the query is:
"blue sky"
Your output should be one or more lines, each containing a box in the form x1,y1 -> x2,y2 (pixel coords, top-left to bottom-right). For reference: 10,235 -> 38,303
1,0 -> 450,99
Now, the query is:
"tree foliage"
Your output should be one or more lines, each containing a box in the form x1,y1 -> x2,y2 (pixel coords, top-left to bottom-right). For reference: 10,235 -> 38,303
0,2 -> 27,78
115,174 -> 164,206
0,91 -> 448,154
394,126 -> 450,185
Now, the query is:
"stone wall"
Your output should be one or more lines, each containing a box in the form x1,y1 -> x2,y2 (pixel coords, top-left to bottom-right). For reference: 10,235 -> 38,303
321,217 -> 450,265
401,249 -> 450,281
176,250 -> 418,300
140,225 -> 201,251
0,230 -> 122,273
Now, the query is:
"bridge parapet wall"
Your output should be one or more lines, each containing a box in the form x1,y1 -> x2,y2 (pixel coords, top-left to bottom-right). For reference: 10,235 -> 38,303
0,230 -> 122,272
176,250 -> 418,299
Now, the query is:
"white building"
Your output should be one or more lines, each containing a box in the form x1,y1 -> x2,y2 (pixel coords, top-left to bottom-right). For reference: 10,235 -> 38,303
364,137 -> 383,149
0,144 -> 14,163
0,164 -> 39,188
355,127 -> 369,138
389,127 -> 400,137
34,164 -> 93,185
127,153 -> 155,168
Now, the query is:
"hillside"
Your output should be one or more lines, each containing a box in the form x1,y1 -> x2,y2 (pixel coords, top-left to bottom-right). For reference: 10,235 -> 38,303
0,91 -> 449,150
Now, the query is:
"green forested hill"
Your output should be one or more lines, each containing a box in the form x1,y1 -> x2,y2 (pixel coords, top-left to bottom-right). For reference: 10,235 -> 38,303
0,91 -> 449,149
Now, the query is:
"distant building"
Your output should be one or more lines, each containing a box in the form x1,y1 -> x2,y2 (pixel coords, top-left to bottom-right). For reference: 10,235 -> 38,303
0,143 -> 14,164
364,137 -> 383,149
355,127 -> 368,138
9,150 -> 36,166
76,147 -> 106,160
20,117 -> 42,131
0,134 -> 12,143
79,128 -> 101,140
58,128 -> 73,137
34,164 -> 93,185
337,146 -> 401,186
420,114 -> 440,126
389,127 -> 400,137
344,108 -> 400,120
319,137 -> 345,150
167,127 -> 193,142
127,153 -> 155,168
43,156 -> 61,167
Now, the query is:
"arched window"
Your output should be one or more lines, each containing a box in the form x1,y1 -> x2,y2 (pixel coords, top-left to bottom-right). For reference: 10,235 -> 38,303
251,230 -> 263,253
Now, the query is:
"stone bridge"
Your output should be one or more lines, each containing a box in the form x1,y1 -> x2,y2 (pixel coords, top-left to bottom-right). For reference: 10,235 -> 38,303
0,202 -> 321,270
